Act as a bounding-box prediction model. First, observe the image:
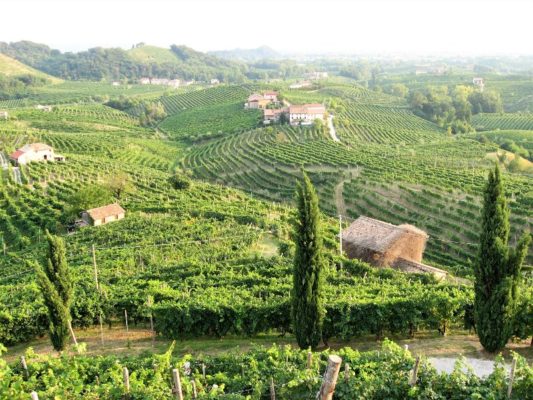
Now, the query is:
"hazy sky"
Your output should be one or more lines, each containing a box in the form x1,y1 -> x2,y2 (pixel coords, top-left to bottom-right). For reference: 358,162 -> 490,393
1,0 -> 532,56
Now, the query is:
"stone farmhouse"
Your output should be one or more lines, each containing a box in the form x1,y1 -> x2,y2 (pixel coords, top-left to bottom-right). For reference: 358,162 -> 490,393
10,143 -> 65,166
140,78 -> 181,88
245,92 -> 279,109
0,111 -> 8,120
82,203 -> 126,227
342,216 -> 447,279
288,104 -> 326,126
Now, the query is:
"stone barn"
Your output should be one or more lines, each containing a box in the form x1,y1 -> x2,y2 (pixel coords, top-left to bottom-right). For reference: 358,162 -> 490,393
342,216 -> 447,279
82,203 -> 125,226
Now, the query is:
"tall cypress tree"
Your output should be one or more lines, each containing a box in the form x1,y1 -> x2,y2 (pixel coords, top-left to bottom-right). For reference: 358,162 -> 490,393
292,171 -> 325,349
33,232 -> 75,351
475,164 -> 531,352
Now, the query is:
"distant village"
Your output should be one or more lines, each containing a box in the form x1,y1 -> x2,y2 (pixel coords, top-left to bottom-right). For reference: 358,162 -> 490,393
245,91 -> 326,126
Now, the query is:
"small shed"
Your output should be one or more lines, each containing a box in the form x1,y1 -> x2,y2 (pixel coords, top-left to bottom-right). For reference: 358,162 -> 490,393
82,203 -> 125,226
342,216 -> 447,279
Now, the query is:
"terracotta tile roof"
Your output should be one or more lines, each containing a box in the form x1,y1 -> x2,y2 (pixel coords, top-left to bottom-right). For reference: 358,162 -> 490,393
248,93 -> 263,102
10,150 -> 25,160
21,143 -> 52,152
86,203 -> 125,220
289,104 -> 326,114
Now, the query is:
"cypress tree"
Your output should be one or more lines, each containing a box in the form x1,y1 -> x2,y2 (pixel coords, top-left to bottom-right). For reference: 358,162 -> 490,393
292,171 -> 325,349
474,164 -> 531,352
33,232 -> 75,352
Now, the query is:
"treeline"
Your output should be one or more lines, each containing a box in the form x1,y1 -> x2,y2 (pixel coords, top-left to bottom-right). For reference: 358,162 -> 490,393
0,73 -> 48,100
408,85 -> 503,133
0,41 -> 249,83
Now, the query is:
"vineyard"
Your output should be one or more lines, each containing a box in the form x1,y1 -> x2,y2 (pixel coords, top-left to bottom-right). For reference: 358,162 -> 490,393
472,113 -> 533,131
0,74 -> 532,398
3,340 -> 533,399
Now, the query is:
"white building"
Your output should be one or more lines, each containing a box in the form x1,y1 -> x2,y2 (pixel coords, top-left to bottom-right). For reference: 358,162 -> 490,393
140,77 -> 151,85
112,81 -> 120,86
10,143 -> 65,165
0,111 -> 8,120
210,78 -> 220,85
289,81 -> 312,89
473,77 -> 485,92
305,71 -> 328,80
289,104 -> 326,126
35,104 -> 53,112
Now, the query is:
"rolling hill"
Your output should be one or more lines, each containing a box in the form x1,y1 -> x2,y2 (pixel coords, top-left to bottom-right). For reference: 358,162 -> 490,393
0,52 -> 61,83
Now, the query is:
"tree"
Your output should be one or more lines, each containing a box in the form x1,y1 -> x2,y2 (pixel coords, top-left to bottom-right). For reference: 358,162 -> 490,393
291,171 -> 325,349
33,232 -> 77,351
63,184 -> 113,223
105,172 -> 134,199
474,164 -> 531,352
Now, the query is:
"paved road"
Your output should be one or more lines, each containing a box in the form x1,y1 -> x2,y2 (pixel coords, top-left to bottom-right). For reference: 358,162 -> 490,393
328,115 -> 340,142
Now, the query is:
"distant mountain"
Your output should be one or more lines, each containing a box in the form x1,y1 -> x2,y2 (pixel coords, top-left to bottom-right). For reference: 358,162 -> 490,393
209,46 -> 281,61
0,52 -> 61,83
0,41 -> 248,83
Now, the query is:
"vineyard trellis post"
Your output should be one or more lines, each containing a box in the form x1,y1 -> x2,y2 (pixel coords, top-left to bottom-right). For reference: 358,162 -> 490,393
124,309 -> 129,333
172,368 -> 184,400
317,355 -> 342,400
507,357 -> 517,398
344,363 -> 350,382
409,356 -> 421,387
99,313 -> 104,345
123,367 -> 130,396
202,363 -> 206,381
30,391 -> 39,400
191,380 -> 198,399
21,355 -> 29,379
92,244 -> 99,291
307,351 -> 312,369
270,377 -> 276,400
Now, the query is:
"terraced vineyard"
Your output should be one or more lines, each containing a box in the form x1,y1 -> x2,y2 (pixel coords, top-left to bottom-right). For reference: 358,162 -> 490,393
473,113 -> 533,131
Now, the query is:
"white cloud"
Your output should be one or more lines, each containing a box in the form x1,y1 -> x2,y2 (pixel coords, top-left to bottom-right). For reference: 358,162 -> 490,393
0,0 -> 531,56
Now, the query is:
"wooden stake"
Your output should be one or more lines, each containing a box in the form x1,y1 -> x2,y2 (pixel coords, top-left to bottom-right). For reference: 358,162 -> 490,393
20,356 -> 28,378
191,380 -> 198,399
30,391 -> 39,400
409,356 -> 421,387
202,363 -> 206,381
317,355 -> 342,400
92,244 -> 99,292
123,367 -> 130,395
99,313 -> 104,345
307,351 -> 313,369
68,320 -> 78,346
270,377 -> 276,400
344,363 -> 350,382
507,357 -> 517,398
124,309 -> 129,333
172,368 -> 183,400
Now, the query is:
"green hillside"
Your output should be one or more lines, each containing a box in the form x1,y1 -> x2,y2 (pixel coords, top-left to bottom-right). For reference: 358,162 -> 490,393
0,52 -> 61,83
128,45 -> 180,64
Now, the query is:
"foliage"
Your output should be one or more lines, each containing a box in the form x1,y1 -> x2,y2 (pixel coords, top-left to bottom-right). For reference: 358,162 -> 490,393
63,184 -> 114,223
474,165 -> 531,352
32,232 -> 74,351
292,172 -> 325,349
1,341 -> 532,399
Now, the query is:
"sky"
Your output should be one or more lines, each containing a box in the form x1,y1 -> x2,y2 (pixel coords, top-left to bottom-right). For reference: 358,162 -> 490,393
1,0 -> 532,56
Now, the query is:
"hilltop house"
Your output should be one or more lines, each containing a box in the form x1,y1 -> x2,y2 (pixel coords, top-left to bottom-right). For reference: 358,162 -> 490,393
473,77 -> 485,92
10,143 -> 65,166
0,111 -> 8,120
342,216 -> 447,279
304,71 -> 328,80
139,77 -> 181,88
82,203 -> 125,226
245,92 -> 279,109
263,108 -> 288,124
289,104 -> 325,126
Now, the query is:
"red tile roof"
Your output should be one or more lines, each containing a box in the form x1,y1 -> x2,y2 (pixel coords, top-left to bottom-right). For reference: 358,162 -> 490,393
10,150 -> 25,160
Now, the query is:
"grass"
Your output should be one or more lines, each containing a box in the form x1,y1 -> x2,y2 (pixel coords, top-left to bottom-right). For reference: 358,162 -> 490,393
0,53 -> 62,83
6,325 -> 532,364
128,45 -> 179,64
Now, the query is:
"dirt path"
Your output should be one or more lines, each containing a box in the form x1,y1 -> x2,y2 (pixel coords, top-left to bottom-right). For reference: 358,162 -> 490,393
0,152 -> 8,169
334,167 -> 361,217
328,115 -> 340,142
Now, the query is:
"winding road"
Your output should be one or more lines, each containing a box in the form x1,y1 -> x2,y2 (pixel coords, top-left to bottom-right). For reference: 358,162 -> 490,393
328,115 -> 340,142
